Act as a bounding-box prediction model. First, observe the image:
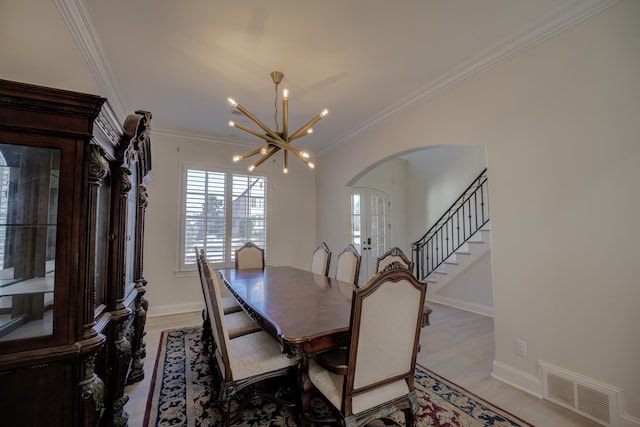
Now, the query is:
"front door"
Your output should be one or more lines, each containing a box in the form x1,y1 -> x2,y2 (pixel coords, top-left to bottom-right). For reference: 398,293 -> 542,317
351,187 -> 390,285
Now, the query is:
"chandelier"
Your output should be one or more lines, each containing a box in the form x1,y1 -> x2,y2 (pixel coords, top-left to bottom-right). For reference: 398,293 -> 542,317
228,71 -> 328,173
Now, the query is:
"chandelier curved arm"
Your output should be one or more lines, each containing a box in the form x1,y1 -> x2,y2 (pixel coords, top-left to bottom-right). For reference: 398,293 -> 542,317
229,121 -> 286,144
233,147 -> 262,162
249,147 -> 281,171
229,99 -> 282,142
288,109 -> 329,142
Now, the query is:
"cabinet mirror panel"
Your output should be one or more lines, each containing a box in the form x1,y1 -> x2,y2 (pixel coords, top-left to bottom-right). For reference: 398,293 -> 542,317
0,142 -> 59,341
95,172 -> 111,309
125,161 -> 137,290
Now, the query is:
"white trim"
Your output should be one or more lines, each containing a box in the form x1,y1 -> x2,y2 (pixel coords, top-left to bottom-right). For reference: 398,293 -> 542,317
491,360 -> 543,398
147,303 -> 202,318
426,295 -> 494,318
53,0 -> 127,120
153,127 -> 255,148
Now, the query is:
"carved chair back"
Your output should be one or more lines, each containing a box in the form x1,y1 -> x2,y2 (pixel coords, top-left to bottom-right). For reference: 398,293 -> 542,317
344,269 -> 426,419
235,241 -> 265,270
376,246 -> 414,274
201,258 -> 234,381
335,244 -> 361,286
311,242 -> 331,276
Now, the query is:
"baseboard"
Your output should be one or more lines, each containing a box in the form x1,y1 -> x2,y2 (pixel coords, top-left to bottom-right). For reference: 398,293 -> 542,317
620,414 -> 640,427
428,295 -> 494,317
491,360 -> 543,398
147,302 -> 203,318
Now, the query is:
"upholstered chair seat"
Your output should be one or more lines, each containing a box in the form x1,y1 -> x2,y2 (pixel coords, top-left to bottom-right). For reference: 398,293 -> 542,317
309,361 -> 411,415
222,329 -> 295,380
221,296 -> 242,314
223,311 -> 261,338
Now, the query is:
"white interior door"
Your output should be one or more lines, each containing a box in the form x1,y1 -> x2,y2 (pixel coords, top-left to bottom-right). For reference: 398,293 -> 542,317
351,187 -> 390,285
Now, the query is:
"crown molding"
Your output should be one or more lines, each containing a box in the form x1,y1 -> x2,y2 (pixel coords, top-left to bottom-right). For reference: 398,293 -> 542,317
153,127 -> 254,148
53,0 -> 127,122
319,0 -> 619,157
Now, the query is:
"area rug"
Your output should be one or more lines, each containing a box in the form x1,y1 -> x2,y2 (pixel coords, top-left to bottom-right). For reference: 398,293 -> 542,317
144,327 -> 534,427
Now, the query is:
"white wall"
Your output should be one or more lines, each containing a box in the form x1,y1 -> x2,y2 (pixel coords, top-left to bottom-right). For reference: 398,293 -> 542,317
316,0 -> 640,419
0,0 -> 99,94
144,131 -> 317,316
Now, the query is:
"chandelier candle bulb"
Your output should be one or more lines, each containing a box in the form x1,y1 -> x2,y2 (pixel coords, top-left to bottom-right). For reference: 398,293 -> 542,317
283,151 -> 288,174
233,147 -> 262,162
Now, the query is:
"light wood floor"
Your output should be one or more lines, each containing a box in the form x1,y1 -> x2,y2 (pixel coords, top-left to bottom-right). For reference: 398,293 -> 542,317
124,303 -> 599,426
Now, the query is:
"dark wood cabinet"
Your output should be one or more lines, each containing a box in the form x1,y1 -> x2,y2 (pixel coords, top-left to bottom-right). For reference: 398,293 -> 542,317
0,79 -> 152,427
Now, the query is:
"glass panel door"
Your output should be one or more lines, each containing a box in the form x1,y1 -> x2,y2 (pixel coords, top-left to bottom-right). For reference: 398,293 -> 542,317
0,143 -> 60,341
351,187 -> 389,285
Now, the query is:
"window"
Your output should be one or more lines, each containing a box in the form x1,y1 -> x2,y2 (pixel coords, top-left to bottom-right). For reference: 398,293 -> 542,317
181,165 -> 267,270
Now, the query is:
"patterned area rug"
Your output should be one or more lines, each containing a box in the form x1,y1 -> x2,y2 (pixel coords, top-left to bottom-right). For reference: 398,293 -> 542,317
144,327 -> 534,427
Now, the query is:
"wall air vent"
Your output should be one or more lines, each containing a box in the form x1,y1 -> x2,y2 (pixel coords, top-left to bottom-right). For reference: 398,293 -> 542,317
540,361 -> 621,426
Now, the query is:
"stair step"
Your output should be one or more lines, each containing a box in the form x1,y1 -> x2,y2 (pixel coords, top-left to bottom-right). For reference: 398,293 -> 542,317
434,266 -> 447,275
455,245 -> 470,254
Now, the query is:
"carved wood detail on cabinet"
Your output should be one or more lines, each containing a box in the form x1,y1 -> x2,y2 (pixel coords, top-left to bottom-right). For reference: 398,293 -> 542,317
0,79 -> 152,427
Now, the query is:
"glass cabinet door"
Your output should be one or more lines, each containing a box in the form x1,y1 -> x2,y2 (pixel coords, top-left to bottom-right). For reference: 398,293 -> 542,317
0,143 -> 59,341
125,161 -> 138,291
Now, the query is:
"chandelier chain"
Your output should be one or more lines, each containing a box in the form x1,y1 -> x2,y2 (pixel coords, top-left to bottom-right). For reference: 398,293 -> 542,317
273,80 -> 280,133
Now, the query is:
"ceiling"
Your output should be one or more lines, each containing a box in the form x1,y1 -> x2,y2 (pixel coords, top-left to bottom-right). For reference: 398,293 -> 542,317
56,0 -> 613,157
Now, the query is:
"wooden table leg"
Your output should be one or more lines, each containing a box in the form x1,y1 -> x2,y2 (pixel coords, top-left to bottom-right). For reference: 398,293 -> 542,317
299,355 -> 312,427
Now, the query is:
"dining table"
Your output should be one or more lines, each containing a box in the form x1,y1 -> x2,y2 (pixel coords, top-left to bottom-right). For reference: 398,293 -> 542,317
218,265 -> 355,358
218,265 -> 356,424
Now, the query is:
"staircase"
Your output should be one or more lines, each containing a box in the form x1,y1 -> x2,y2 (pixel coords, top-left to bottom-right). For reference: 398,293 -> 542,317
412,169 -> 492,315
427,223 -> 490,286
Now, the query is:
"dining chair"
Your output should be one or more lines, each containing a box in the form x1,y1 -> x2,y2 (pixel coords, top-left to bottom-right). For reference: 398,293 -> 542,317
235,241 -> 265,270
304,268 -> 427,426
206,259 -> 298,426
196,248 -> 242,314
310,242 -> 331,276
196,248 -> 260,352
335,244 -> 361,286
374,247 -> 432,326
375,246 -> 414,274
